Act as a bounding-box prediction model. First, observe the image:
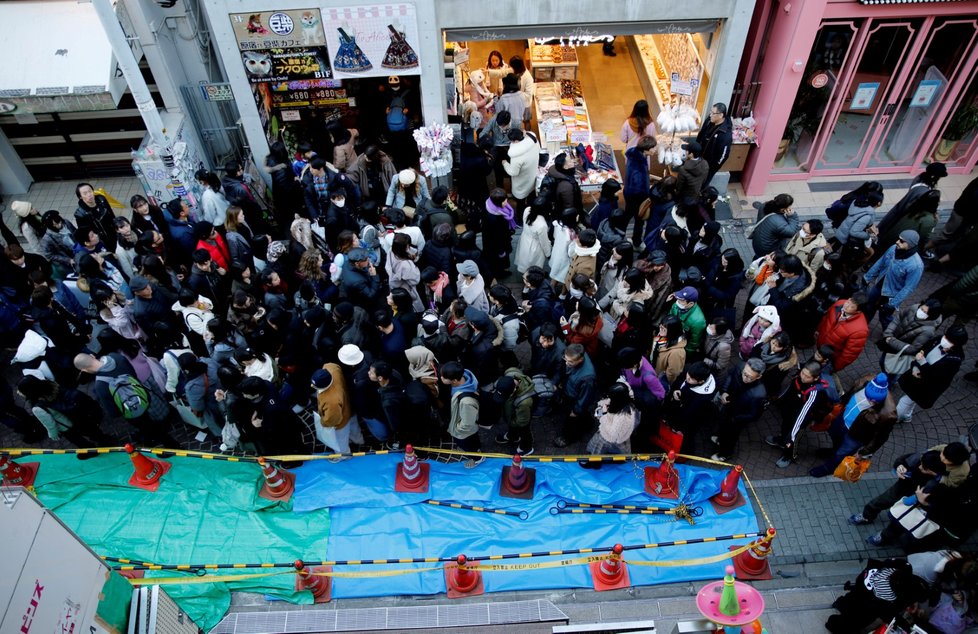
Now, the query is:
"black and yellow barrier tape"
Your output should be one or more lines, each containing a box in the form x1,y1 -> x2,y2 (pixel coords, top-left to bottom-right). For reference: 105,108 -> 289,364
424,499 -> 528,520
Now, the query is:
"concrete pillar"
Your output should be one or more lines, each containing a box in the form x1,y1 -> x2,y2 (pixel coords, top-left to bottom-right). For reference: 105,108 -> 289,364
0,127 -> 33,195
706,0 -> 754,118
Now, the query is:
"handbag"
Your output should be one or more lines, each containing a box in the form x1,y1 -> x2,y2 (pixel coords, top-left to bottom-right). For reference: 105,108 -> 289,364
221,418 -> 241,451
637,198 -> 652,221
834,455 -> 871,483
883,344 -> 913,375
650,419 -> 683,454
597,311 -> 618,348
889,498 -> 940,539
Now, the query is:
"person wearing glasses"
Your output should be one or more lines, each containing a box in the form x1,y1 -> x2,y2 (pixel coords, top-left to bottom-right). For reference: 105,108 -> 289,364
695,102 -> 733,188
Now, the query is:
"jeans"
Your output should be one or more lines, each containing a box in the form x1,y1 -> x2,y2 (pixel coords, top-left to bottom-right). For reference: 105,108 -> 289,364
896,394 -> 917,422
814,416 -> 863,474
360,417 -> 390,442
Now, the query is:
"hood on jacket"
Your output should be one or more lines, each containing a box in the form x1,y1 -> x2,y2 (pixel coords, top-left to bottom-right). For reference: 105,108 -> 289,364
572,241 -> 601,258
452,368 -> 479,395
688,373 -> 717,395
405,345 -> 436,379
742,305 -> 781,339
507,137 -> 539,161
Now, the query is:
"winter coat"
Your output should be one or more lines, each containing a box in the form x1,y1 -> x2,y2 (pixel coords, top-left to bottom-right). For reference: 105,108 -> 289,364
546,165 -> 583,214
864,246 -> 923,308
882,304 -> 942,355
74,195 -> 116,251
623,147 -> 651,197
385,172 -> 431,209
620,118 -> 657,150
696,116 -> 733,170
495,92 -> 527,131
767,270 -> 811,318
560,352 -> 598,417
416,202 -> 456,240
589,403 -> 638,454
663,373 -> 717,440
457,273 -> 490,312
348,153 -> 397,202
703,330 -> 735,377
608,280 -> 653,321
718,365 -> 767,426
596,218 -> 627,267
565,241 -> 601,287
942,263 -> 978,319
465,317 -> 506,384
815,300 -> 869,371
899,338 -> 964,409
785,232 -> 828,272
668,302 -> 708,352
675,157 -> 709,202
332,129 -> 359,172
196,234 -> 231,271
653,339 -> 687,385
514,211 -> 552,272
524,284 -> 557,331
385,253 -> 424,312
499,367 -> 535,428
340,265 -> 382,310
877,211 -> 937,257
502,137 -> 539,199
166,217 -> 197,262
751,212 -> 800,257
549,223 -> 576,283
199,188 -> 230,226
622,356 -> 667,402
40,224 -> 77,275
835,204 -> 876,245
419,235 -> 455,275
314,363 -> 352,429
225,230 -> 253,273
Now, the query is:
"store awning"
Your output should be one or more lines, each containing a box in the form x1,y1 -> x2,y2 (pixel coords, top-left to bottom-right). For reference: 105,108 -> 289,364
444,20 -> 719,42
0,1 -> 127,114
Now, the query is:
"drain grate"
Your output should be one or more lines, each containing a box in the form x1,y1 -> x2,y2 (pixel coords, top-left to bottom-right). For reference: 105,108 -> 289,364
211,599 -> 567,633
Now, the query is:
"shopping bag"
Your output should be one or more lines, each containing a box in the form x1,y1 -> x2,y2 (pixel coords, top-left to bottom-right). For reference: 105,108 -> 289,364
833,455 -> 871,483
650,420 -> 683,454
221,419 -> 241,451
889,499 -> 940,539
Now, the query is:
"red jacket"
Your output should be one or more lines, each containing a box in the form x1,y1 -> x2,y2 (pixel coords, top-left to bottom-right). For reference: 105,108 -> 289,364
815,300 -> 869,371
196,234 -> 231,271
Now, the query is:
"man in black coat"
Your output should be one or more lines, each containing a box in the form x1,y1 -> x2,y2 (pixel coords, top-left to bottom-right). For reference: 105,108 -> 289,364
695,102 -> 733,188
339,248 -> 382,311
662,361 -> 717,456
710,359 -> 766,461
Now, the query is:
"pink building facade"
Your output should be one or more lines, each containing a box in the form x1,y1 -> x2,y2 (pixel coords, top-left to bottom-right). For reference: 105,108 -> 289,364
740,0 -> 978,195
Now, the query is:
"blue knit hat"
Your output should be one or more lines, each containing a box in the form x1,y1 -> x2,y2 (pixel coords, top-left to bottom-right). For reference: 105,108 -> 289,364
864,373 -> 889,402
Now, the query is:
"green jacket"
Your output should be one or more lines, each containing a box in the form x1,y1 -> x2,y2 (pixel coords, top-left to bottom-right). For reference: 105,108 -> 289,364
944,264 -> 978,319
669,302 -> 707,352
501,367 -> 534,428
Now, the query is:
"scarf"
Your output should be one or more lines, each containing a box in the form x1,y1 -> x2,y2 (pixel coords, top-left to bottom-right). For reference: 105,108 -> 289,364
486,198 -> 517,230
842,388 -> 875,429
429,271 -> 450,306
405,346 -> 437,379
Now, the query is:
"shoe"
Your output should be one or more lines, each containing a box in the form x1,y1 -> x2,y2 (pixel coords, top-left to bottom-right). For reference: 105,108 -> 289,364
710,435 -> 719,445
464,456 -> 485,469
765,435 -> 785,449
385,442 -> 401,451
866,533 -> 884,547
809,465 -> 830,478
710,453 -> 728,462
517,447 -> 535,457
848,513 -> 871,526
478,422 -> 494,430
775,456 -> 793,468
922,250 -> 937,261
964,371 -> 978,383
495,433 -> 513,444
553,436 -> 568,448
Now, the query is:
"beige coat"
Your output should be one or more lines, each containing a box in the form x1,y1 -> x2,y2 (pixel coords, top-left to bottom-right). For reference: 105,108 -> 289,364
654,340 -> 687,386
315,363 -> 352,430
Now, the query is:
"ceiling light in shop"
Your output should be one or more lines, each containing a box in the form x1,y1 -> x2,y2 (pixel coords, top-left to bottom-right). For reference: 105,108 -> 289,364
534,35 -> 614,48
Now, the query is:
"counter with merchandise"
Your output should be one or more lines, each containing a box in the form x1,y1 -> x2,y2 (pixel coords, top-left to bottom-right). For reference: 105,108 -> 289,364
532,80 -> 621,192
526,41 -> 579,82
629,34 -> 709,114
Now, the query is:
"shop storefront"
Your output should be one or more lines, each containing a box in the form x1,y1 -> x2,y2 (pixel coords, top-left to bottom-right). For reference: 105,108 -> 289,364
740,0 -> 978,196
203,0 -> 755,182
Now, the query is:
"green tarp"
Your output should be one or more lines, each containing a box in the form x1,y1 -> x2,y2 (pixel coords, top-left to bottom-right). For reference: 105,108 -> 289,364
28,454 -> 330,631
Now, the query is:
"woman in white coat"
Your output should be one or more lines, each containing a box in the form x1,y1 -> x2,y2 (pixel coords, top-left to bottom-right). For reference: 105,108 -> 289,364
195,169 -> 230,227
549,208 -> 579,292
514,199 -> 552,273
502,129 -> 539,207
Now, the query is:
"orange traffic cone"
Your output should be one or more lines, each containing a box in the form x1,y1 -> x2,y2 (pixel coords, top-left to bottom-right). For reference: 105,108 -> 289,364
731,528 -> 776,580
125,444 -> 171,491
257,457 -> 295,501
644,450 -> 680,499
711,465 -> 746,514
590,543 -> 631,591
444,554 -> 484,598
499,454 -> 536,499
294,560 -> 331,603
0,455 -> 39,488
394,444 -> 430,493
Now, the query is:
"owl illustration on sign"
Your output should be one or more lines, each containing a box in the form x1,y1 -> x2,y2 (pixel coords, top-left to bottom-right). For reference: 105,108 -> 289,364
242,51 -> 272,78
300,11 -> 322,46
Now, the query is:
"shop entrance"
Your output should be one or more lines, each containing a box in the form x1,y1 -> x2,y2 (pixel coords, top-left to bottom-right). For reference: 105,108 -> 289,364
775,16 -> 978,176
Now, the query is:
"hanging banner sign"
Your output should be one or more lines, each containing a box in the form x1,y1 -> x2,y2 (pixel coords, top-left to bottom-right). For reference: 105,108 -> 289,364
322,3 -> 420,78
230,9 -> 328,50
241,47 -> 333,84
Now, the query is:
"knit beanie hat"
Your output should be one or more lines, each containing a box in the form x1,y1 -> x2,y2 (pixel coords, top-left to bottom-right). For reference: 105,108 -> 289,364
11,201 -> 32,218
864,373 -> 889,403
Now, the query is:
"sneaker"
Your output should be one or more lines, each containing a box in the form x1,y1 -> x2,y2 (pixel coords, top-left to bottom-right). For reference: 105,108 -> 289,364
866,533 -> 884,547
922,249 -> 937,261
463,456 -> 485,469
553,436 -> 568,448
848,513 -> 871,526
710,435 -> 720,445
495,433 -> 513,444
765,435 -> 785,449
710,453 -> 728,462
517,447 -> 535,457
775,456 -> 793,468
477,422 -> 494,430
385,442 -> 401,451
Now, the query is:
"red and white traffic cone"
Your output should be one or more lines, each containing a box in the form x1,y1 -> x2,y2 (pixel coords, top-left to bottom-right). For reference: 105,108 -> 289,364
394,444 -> 429,493
294,560 -> 331,603
499,454 -> 536,499
711,465 -> 746,514
731,528 -> 776,580
257,457 -> 295,501
589,543 -> 631,591
644,450 -> 680,499
0,455 -> 39,488
125,444 -> 171,492
444,554 -> 484,598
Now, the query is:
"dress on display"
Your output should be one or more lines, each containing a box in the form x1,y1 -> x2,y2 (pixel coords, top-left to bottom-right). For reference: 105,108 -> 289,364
334,28 -> 372,72
382,24 -> 419,69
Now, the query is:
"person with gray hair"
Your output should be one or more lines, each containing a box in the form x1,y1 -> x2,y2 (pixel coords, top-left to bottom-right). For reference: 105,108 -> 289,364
710,359 -> 767,461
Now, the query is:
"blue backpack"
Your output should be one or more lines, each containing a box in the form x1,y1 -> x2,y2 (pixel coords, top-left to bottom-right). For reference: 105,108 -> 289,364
387,94 -> 409,132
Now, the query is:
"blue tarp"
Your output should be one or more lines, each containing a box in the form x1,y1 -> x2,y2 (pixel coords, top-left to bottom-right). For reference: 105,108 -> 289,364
293,455 -> 760,598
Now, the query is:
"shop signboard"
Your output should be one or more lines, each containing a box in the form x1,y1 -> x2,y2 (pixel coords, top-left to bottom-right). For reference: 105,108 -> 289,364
230,9 -> 329,50
321,3 -> 420,78
670,71 -> 693,96
242,47 -> 333,84
269,78 -> 348,109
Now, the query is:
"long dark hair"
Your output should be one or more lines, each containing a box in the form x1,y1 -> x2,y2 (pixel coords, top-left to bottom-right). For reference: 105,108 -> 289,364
628,100 -> 652,132
660,315 -> 685,346
194,169 -> 222,193
17,375 -> 60,402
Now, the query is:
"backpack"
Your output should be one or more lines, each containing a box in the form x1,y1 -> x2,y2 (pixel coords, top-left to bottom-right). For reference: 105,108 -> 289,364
500,312 -> 530,344
514,374 -> 557,405
387,93 -> 409,132
824,198 -> 852,228
97,375 -> 150,419
537,174 -> 559,218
